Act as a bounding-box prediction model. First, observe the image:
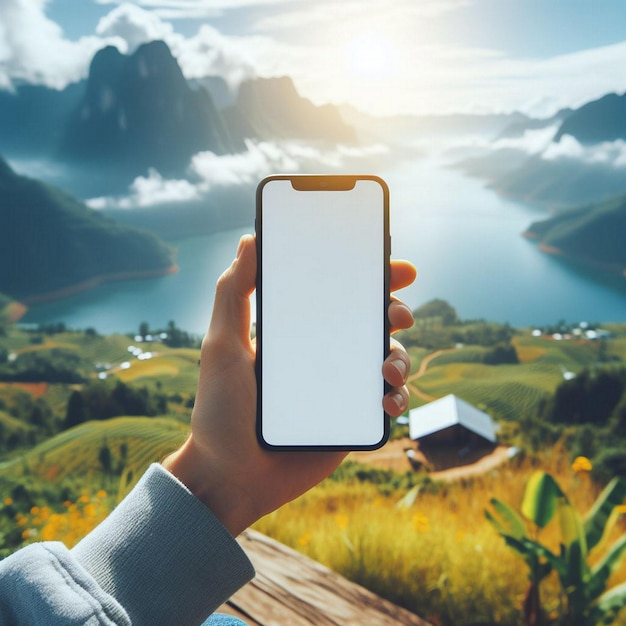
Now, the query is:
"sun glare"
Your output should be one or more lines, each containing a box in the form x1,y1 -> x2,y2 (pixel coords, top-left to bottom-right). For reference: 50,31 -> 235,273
344,34 -> 396,80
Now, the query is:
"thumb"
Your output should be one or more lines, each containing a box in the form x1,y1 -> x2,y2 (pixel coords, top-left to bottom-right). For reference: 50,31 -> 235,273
208,234 -> 256,345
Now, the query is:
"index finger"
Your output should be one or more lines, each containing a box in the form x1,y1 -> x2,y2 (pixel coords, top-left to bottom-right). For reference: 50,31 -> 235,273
390,259 -> 416,292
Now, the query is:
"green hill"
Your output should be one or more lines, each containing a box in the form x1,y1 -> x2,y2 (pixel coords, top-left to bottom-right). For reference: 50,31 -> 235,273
0,416 -> 188,485
525,195 -> 626,273
0,157 -> 175,303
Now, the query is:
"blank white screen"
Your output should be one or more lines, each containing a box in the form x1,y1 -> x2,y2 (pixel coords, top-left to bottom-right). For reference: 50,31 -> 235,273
259,178 -> 387,448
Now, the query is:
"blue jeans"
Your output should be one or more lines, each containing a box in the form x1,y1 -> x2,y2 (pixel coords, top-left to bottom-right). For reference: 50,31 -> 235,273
202,613 -> 248,626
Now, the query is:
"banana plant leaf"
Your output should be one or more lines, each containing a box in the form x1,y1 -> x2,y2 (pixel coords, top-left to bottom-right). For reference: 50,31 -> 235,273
588,535 -> 626,603
584,477 -> 626,552
501,534 -> 553,582
485,498 -> 528,540
593,582 -> 626,625
521,470 -> 565,528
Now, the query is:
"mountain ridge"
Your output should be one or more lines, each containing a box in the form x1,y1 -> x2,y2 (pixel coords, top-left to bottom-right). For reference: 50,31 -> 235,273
59,41 -> 239,176
554,92 -> 626,144
0,157 -> 176,303
524,195 -> 626,276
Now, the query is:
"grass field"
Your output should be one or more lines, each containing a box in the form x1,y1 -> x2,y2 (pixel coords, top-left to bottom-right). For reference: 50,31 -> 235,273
406,330 -> 609,422
0,416 -> 189,485
254,447 -> 626,626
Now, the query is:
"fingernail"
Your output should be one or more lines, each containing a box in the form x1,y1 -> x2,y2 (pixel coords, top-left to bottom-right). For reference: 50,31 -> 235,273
392,392 -> 405,410
390,358 -> 408,379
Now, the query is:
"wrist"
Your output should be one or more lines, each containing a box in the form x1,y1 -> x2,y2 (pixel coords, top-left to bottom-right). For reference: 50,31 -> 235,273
162,437 -> 256,537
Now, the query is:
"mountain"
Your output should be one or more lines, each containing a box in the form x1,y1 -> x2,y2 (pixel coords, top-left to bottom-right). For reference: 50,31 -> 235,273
59,41 -> 240,175
457,149 -> 626,210
554,92 -> 626,144
0,156 -> 175,303
0,82 -> 85,157
496,108 -> 573,139
454,91 -> 626,211
225,76 -> 356,144
524,195 -> 626,274
190,76 -> 235,109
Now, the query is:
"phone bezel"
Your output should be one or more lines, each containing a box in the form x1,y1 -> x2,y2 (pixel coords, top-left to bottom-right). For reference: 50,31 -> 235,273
255,174 -> 391,451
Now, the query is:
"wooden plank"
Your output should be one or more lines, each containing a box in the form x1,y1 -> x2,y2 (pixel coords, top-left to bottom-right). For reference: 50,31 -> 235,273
219,530 -> 432,626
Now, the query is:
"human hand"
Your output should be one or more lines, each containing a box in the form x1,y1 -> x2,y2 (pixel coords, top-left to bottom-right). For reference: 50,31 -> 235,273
163,235 -> 416,536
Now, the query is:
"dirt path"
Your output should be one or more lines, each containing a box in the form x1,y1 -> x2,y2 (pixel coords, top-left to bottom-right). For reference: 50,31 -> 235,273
350,438 -> 515,482
407,348 -> 456,402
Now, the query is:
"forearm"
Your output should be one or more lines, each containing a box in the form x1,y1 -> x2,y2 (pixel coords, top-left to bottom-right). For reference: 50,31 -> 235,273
72,464 -> 255,625
0,464 -> 255,626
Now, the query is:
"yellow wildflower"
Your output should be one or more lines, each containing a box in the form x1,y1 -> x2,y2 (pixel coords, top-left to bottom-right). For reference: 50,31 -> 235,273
335,514 -> 349,531
616,504 -> 626,515
4,497 -> 13,507
571,456 -> 592,473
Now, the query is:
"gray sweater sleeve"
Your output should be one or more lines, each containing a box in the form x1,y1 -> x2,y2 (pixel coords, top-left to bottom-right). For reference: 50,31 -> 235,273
0,464 -> 255,625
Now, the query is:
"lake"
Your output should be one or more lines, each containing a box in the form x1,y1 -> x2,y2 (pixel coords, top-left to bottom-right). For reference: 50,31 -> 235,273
22,156 -> 626,335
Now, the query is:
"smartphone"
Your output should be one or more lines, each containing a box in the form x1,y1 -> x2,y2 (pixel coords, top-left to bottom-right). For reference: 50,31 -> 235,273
255,174 -> 390,450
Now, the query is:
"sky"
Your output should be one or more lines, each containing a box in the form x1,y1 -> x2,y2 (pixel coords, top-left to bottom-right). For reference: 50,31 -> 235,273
2,0 -> 626,117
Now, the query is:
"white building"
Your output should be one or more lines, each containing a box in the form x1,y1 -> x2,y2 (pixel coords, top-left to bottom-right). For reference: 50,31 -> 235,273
409,394 -> 498,446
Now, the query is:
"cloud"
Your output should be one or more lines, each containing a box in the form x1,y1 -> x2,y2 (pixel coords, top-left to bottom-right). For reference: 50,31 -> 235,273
0,0 -> 282,92
87,139 -> 389,209
169,25 -> 271,87
95,3 -> 174,52
250,0 -> 470,32
94,0 -> 285,20
94,4 -> 284,87
491,126 -> 560,155
467,125 -> 626,171
0,0 -> 120,89
191,140 -> 299,186
88,168 -> 203,209
542,135 -> 626,167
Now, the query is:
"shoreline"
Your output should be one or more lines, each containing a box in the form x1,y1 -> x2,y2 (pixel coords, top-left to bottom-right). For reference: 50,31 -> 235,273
18,264 -> 179,307
1,301 -> 28,324
525,235 -> 626,278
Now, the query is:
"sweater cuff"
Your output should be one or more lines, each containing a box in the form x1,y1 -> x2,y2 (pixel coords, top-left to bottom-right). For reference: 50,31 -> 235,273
72,464 -> 255,626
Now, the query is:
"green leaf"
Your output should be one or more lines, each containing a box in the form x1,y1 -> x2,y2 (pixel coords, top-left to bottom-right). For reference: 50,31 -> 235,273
502,535 -> 554,583
521,471 -> 565,528
559,501 -> 585,550
594,582 -> 626,624
588,535 -> 626,602
584,477 -> 626,552
485,498 -> 528,539
562,539 -> 589,593
397,485 -> 420,508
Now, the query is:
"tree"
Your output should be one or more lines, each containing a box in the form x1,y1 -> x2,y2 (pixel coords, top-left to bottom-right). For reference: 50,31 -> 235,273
544,368 -> 626,426
138,321 -> 150,338
64,390 -> 87,429
413,299 -> 459,326
99,442 -> 113,477
483,342 -> 519,365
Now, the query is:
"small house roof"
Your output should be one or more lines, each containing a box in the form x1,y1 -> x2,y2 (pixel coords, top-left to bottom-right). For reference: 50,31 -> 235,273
408,394 -> 498,443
